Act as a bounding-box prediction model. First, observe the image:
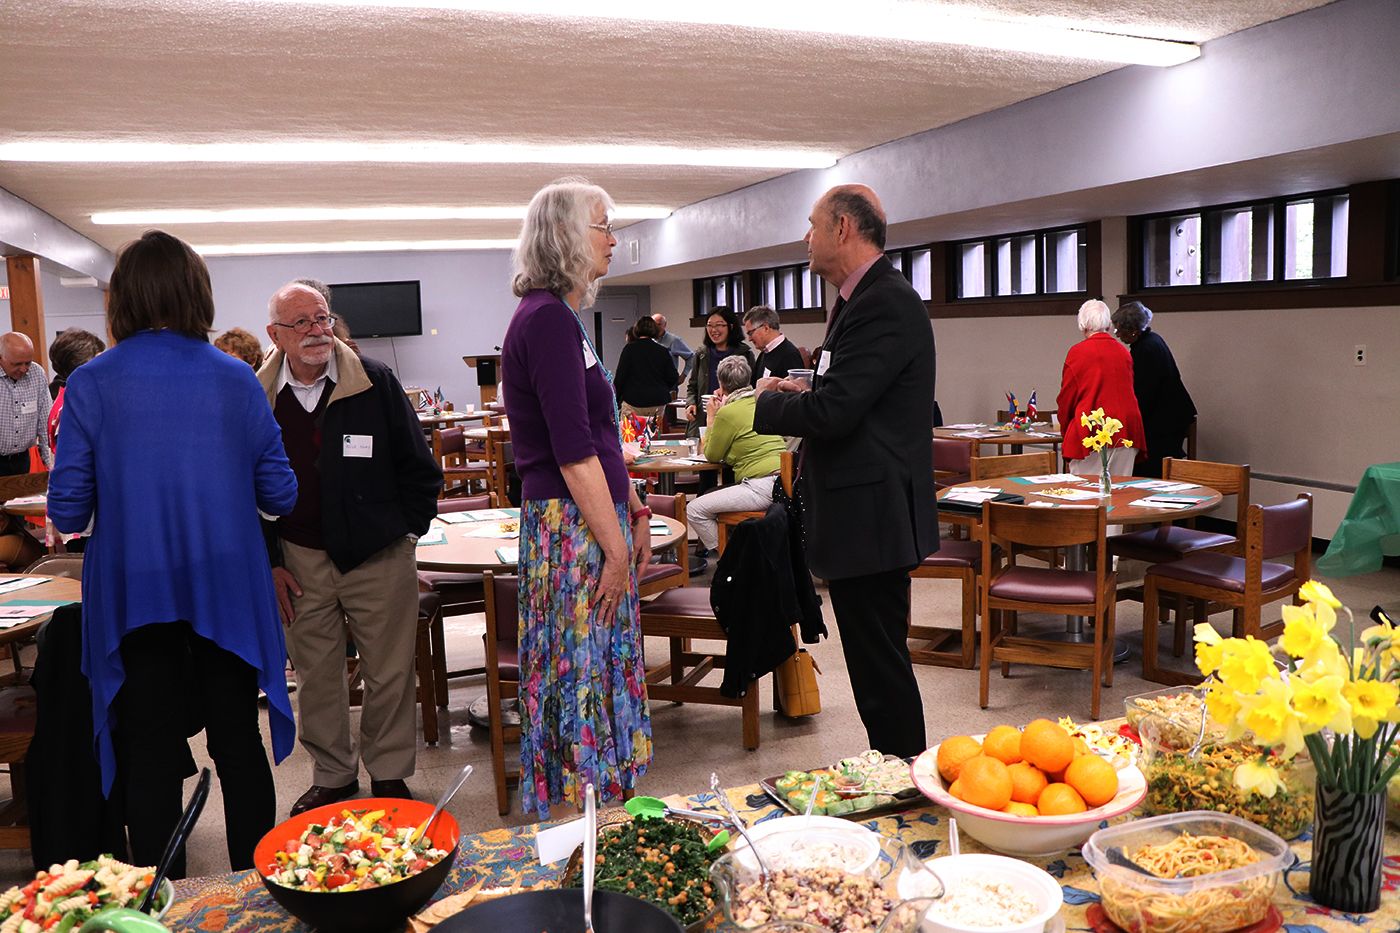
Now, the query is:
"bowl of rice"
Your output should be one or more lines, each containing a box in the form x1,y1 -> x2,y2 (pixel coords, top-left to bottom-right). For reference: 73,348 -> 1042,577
728,815 -> 881,875
903,854 -> 1062,933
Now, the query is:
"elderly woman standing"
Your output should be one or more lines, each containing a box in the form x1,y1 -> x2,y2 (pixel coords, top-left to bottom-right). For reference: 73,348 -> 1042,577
1112,301 -> 1196,478
1057,299 -> 1145,479
501,178 -> 653,818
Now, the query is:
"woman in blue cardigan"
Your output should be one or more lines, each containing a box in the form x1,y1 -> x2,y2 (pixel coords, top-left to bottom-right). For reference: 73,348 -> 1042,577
48,231 -> 299,876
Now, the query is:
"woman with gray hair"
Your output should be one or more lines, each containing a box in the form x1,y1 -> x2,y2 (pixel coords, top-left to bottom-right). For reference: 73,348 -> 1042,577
500,178 -> 653,818
688,354 -> 787,557
1112,301 -> 1196,478
1056,299 -> 1145,478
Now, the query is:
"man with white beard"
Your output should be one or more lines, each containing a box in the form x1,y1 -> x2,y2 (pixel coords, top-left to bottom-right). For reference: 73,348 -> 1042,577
258,282 -> 442,815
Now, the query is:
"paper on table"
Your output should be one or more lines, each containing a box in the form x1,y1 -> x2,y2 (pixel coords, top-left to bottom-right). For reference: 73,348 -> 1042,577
436,511 -> 471,524
1019,473 -> 1082,484
942,487 -> 1003,504
953,431 -> 1003,439
462,523 -> 518,539
1129,496 -> 1197,509
3,494 -> 45,506
494,546 -> 519,563
0,577 -> 45,595
535,817 -> 586,865
648,521 -> 670,534
416,527 -> 447,546
943,423 -> 986,430
0,604 -> 61,619
1028,501 -> 1097,509
1133,480 -> 1199,492
467,508 -> 518,521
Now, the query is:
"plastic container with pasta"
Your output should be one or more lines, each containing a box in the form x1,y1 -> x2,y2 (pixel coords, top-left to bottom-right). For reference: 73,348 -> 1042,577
1083,811 -> 1291,933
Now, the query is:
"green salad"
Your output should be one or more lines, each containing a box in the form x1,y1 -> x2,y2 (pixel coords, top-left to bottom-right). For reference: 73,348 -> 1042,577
568,817 -> 718,926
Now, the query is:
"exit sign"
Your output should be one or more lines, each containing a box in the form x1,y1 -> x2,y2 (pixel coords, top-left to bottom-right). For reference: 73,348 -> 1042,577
0,287 -> 8,300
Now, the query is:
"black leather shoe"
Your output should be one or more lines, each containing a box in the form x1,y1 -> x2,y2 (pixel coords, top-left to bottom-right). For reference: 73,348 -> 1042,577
290,780 -> 359,816
370,779 -> 412,800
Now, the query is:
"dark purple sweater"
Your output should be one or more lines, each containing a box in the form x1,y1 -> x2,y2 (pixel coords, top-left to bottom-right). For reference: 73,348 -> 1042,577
502,290 -> 630,505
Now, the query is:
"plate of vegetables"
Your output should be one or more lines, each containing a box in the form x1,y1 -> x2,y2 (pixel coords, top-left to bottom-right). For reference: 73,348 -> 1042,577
761,750 -> 921,819
0,855 -> 169,932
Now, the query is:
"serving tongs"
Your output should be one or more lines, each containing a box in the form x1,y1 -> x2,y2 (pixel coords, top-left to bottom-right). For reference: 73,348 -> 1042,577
710,772 -> 771,882
583,782 -> 597,933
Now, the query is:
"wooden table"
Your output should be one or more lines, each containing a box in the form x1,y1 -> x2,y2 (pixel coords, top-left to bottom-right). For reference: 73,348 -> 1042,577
417,410 -> 486,429
1,497 -> 45,520
938,475 -> 1222,650
0,575 -> 81,648
463,424 -> 508,442
935,425 -> 1062,456
415,512 -> 686,573
627,455 -> 720,495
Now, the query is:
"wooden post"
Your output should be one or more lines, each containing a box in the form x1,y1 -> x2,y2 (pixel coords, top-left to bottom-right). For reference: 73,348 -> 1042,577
4,256 -> 48,370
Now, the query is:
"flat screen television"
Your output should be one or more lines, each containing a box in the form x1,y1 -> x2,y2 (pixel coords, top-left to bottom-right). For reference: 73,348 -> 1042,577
328,280 -> 422,338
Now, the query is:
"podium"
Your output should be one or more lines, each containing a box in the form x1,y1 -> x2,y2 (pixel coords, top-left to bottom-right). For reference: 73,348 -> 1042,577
463,354 -> 502,404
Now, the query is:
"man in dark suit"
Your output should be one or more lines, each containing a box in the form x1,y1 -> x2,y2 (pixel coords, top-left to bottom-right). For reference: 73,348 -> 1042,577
744,305 -> 806,384
754,184 -> 937,758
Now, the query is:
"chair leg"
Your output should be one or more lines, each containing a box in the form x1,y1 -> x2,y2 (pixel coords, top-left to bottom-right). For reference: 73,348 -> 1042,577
1104,597 -> 1116,689
430,611 -> 449,709
1142,578 -> 1161,682
979,605 -> 993,709
415,623 -> 439,745
1001,611 -> 1016,678
486,676 -> 510,816
1231,608 -> 1244,637
742,682 -> 760,750
1170,593 -> 1186,656
960,570 -> 977,669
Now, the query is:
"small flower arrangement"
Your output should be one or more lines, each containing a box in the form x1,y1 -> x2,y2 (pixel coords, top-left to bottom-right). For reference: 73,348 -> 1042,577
1194,581 -> 1400,796
1078,408 -> 1133,493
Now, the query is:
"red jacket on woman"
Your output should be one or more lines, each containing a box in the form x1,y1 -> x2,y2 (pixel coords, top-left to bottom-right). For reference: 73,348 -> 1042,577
1056,332 -> 1145,462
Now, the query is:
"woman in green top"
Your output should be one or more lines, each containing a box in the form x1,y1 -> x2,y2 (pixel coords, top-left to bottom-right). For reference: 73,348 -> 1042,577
689,355 -> 786,557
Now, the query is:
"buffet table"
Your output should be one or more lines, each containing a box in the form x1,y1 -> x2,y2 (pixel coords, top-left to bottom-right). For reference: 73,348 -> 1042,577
165,779 -> 1400,932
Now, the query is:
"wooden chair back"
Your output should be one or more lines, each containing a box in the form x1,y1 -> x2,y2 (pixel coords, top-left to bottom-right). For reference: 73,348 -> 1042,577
438,494 -> 492,514
797,347 -> 813,368
485,429 -> 514,507
777,450 -> 795,497
970,451 -> 1056,481
481,571 -> 521,815
647,492 -> 687,526
984,499 -> 1106,556
0,473 -> 48,501
1164,458 -> 1249,530
433,427 -> 466,461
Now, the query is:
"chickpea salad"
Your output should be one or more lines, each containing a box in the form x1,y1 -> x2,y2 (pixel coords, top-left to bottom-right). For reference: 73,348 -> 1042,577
263,808 -> 449,892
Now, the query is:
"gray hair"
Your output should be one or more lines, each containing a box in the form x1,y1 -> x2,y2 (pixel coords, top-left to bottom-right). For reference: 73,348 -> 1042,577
1076,299 -> 1113,335
1112,300 -> 1153,333
512,176 -> 615,309
742,305 -> 780,330
716,354 -> 752,393
268,282 -> 327,321
294,277 -> 333,309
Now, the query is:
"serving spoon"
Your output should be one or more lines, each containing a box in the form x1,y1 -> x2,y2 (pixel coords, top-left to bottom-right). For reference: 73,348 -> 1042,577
710,773 -> 771,882
139,768 -> 211,914
624,795 -> 732,853
411,762 -> 473,844
583,783 -> 597,933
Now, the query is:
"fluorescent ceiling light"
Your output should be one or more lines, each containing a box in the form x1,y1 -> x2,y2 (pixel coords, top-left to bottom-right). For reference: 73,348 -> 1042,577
0,142 -> 836,169
265,0 -> 1200,67
92,205 -> 672,225
195,239 -> 518,256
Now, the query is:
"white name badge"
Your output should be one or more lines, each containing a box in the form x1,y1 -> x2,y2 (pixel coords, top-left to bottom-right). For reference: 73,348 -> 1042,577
342,434 -> 374,458
762,367 -> 771,379
816,350 -> 832,377
581,340 -> 598,369
19,400 -> 36,415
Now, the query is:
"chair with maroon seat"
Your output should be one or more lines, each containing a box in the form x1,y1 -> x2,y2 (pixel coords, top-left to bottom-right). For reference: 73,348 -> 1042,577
433,427 -> 490,499
797,346 -> 813,369
482,571 -> 521,815
908,533 -> 982,669
933,437 -> 973,490
980,501 -> 1117,719
640,493 -> 688,597
1141,494 -> 1313,686
416,495 -> 493,706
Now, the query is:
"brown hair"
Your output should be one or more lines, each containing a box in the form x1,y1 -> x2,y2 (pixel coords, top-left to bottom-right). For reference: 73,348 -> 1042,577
107,230 -> 215,343
213,327 -> 265,368
48,328 -> 106,381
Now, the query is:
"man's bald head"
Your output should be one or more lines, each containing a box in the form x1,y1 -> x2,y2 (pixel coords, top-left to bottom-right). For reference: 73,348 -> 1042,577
0,333 -> 35,381
268,283 -> 328,322
267,282 -> 335,376
821,184 -> 887,251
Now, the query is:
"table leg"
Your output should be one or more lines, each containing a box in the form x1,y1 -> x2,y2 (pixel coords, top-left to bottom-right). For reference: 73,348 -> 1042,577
655,473 -> 676,496
1039,542 -> 1130,663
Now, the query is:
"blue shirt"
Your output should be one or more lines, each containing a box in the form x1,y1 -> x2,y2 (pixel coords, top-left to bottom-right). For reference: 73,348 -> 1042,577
48,331 -> 299,793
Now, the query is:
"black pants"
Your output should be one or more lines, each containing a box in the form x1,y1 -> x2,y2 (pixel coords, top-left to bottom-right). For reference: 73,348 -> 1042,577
826,568 -> 926,759
115,623 -> 276,876
0,450 -> 30,477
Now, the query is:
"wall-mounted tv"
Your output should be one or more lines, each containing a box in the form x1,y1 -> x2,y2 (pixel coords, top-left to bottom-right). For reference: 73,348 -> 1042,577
328,280 -> 422,338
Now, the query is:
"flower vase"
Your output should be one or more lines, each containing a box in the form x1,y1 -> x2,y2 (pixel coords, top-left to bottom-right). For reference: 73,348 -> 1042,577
1099,453 -> 1112,497
1311,782 -> 1385,913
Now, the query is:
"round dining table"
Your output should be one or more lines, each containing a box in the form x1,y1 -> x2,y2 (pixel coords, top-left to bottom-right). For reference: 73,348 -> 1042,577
417,410 -> 486,428
627,454 -> 720,496
416,512 -> 686,573
938,474 -> 1223,659
934,424 -> 1063,456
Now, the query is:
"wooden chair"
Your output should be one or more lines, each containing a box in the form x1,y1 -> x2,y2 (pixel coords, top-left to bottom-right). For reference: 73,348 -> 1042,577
933,437 -> 973,490
0,684 -> 36,850
909,528 -> 982,669
970,451 -> 1056,481
980,501 -> 1117,719
433,427 -> 490,499
1142,494 -> 1313,686
0,474 -> 47,501
715,451 -> 794,553
482,571 -> 521,815
639,493 -> 688,597
417,495 -> 493,706
484,429 -> 514,508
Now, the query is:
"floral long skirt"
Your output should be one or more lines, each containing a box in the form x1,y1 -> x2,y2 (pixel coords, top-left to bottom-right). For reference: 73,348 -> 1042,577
517,498 -> 653,819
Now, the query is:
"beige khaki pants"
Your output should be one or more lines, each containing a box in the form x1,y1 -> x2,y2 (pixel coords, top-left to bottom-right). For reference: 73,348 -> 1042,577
282,537 -> 419,786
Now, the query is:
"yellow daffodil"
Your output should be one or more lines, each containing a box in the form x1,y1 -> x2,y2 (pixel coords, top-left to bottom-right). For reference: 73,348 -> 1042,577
1082,436 -> 1096,449
1294,636 -> 1348,684
1080,413 -> 1092,428
1299,580 -> 1342,608
1104,417 -> 1122,434
1289,674 -> 1352,735
1280,601 -> 1334,658
1123,440 -> 1133,448
1090,408 -> 1105,421
1217,636 -> 1278,694
1232,759 -> 1287,798
1238,678 -> 1305,758
1361,618 -> 1400,670
1204,680 -> 1244,727
1343,679 -> 1399,739
1195,623 -> 1225,676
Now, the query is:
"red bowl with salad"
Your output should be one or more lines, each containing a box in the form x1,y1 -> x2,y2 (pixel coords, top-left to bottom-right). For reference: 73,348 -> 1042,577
254,797 -> 460,933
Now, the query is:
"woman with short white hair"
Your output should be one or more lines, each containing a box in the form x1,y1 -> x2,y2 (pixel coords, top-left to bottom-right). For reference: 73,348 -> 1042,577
1056,299 -> 1145,478
500,177 -> 653,818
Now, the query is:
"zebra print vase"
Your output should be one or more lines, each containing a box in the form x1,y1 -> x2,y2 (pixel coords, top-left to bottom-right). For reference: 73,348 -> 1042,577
1311,783 -> 1384,913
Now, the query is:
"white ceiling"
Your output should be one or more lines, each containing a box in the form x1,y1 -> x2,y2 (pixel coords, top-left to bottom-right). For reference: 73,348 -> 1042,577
0,0 -> 1330,256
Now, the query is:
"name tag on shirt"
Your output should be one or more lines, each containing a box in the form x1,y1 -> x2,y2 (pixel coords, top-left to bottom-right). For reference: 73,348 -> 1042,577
816,350 -> 832,377
761,368 -> 771,379
18,400 -> 35,415
343,434 -> 373,458
581,341 -> 598,369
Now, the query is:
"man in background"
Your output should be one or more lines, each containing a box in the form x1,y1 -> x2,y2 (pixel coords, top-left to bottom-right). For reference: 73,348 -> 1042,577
651,312 -> 695,382
0,333 -> 52,476
744,305 -> 805,384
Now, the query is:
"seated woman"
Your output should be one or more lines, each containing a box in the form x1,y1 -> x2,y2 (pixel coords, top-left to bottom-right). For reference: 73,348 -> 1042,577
688,356 -> 786,558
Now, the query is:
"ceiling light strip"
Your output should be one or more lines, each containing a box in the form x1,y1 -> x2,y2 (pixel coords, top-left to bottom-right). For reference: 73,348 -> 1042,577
0,142 -> 836,169
194,239 -> 518,256
92,205 -> 672,225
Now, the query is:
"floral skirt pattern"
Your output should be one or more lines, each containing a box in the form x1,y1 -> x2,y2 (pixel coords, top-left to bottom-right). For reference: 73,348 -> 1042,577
517,498 -> 652,819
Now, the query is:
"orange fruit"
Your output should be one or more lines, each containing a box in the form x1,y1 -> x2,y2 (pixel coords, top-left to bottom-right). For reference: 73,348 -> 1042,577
1007,762 -> 1049,805
1021,719 -> 1075,773
936,735 -> 983,783
1065,754 -> 1119,807
948,779 -> 964,801
1002,801 -> 1039,818
957,755 -> 1013,811
982,725 -> 1023,765
1038,783 -> 1088,815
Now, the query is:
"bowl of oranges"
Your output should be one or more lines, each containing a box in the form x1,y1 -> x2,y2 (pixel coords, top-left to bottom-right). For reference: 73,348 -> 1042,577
910,719 -> 1146,857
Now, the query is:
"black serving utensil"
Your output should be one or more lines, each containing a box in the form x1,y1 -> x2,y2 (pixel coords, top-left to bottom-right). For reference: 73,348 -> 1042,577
1105,846 -> 1164,878
138,767 -> 212,913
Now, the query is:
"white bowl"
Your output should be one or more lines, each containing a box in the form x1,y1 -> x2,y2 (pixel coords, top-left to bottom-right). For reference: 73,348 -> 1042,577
728,816 -> 881,874
913,854 -> 1063,933
910,740 -> 1146,858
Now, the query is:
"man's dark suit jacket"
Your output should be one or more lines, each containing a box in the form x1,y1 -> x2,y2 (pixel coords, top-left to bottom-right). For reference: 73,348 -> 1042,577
752,338 -> 806,384
753,257 -> 938,580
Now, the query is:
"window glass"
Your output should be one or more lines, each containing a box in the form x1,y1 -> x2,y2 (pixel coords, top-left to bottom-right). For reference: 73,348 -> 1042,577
1142,213 -> 1201,287
959,242 -> 987,298
995,235 -> 1036,296
1042,229 -> 1086,293
1206,205 -> 1272,284
909,248 -> 933,300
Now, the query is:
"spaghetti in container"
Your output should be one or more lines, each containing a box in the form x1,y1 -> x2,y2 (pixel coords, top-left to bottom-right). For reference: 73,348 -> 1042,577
1082,811 -> 1291,933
